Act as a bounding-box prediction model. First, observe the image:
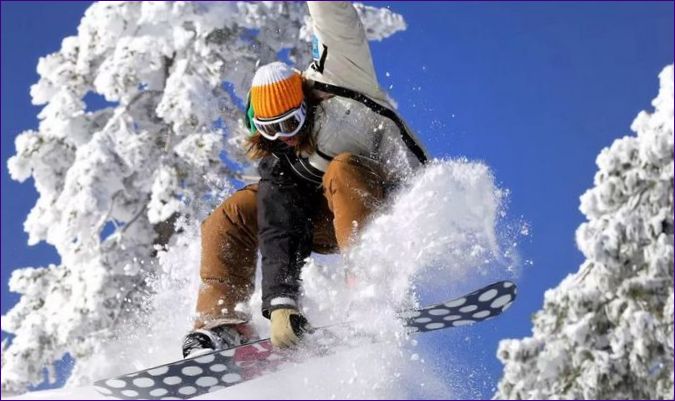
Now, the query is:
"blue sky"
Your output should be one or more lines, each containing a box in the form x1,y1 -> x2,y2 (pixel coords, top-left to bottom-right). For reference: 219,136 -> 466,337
1,1 -> 673,397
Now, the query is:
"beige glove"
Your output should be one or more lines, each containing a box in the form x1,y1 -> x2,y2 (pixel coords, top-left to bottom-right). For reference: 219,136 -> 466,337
270,308 -> 312,348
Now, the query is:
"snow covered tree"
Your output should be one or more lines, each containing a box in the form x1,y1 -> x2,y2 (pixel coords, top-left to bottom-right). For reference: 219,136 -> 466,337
495,65 -> 674,399
1,1 -> 405,394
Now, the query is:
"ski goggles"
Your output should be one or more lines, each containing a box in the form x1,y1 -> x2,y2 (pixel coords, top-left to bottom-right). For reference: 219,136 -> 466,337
251,102 -> 307,141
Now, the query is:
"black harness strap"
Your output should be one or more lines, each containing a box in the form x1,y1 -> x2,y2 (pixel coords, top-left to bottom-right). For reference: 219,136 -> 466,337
316,148 -> 334,162
311,81 -> 428,165
282,152 -> 323,186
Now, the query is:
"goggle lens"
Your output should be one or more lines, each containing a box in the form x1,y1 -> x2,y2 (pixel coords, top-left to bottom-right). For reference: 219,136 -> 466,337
253,103 -> 306,141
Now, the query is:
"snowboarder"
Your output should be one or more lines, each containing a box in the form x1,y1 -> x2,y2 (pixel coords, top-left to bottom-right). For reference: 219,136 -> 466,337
183,1 -> 428,357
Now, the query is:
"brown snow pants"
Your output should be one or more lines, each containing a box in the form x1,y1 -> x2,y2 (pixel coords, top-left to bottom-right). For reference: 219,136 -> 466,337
194,153 -> 387,329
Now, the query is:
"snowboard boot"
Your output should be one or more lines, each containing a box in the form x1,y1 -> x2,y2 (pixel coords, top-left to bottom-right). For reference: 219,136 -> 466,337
182,323 -> 258,358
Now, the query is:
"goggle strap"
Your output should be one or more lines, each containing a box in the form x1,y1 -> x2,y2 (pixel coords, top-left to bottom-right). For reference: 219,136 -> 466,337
244,91 -> 257,136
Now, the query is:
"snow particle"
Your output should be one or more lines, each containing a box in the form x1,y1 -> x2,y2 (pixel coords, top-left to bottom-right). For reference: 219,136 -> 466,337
490,294 -> 513,309
445,297 -> 466,308
428,308 -> 450,316
148,366 -> 169,376
222,373 -> 242,384
121,389 -> 139,397
178,386 -> 197,395
472,310 -> 491,319
459,304 -> 478,313
132,377 -> 155,388
209,364 -> 228,372
400,310 -> 421,319
105,379 -> 126,388
163,376 -> 182,385
195,354 -> 215,364
317,336 -> 338,347
150,388 -> 169,397
424,322 -> 446,330
196,376 -> 219,387
477,288 -> 499,302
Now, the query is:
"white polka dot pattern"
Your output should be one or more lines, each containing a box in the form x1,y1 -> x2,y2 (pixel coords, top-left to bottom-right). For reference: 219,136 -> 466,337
444,297 -> 466,308
181,366 -> 203,376
478,288 -> 498,302
106,379 -> 126,388
148,366 -> 169,376
222,373 -> 242,384
95,281 -> 516,400
405,280 -> 517,333
149,388 -> 168,397
425,322 -> 445,330
133,378 -> 155,388
163,376 -> 181,385
472,310 -> 491,319
178,386 -> 197,395
491,294 -> 513,309
95,339 -> 281,400
196,377 -> 219,387
195,354 -> 215,364
209,364 -> 227,372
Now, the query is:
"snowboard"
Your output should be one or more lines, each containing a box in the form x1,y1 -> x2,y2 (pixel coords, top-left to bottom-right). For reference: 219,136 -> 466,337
94,280 -> 516,399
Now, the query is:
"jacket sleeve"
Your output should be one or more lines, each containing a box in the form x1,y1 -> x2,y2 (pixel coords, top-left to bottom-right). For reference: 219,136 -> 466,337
304,1 -> 385,102
257,154 -> 314,318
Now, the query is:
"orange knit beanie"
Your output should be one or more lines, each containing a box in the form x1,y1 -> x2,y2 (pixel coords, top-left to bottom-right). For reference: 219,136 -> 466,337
250,62 -> 304,119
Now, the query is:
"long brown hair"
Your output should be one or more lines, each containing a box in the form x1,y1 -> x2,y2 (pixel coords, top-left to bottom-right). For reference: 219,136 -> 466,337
246,80 -> 320,160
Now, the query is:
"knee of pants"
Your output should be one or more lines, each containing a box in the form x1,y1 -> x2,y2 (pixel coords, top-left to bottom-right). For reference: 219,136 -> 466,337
323,153 -> 358,188
199,187 -> 258,280
213,187 -> 257,225
323,153 -> 385,195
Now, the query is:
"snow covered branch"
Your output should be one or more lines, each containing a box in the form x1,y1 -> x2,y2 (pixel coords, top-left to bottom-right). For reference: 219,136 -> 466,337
1,1 -> 406,394
495,65 -> 674,400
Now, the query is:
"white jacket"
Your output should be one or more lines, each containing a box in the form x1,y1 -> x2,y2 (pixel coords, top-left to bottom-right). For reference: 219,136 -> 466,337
299,1 -> 428,182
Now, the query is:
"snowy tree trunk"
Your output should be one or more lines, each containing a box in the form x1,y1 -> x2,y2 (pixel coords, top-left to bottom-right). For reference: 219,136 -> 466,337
1,1 -> 405,394
494,65 -> 674,400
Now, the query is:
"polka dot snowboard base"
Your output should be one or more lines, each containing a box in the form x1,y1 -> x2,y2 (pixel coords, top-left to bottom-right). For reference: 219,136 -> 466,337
94,280 -> 517,399
403,280 -> 517,333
